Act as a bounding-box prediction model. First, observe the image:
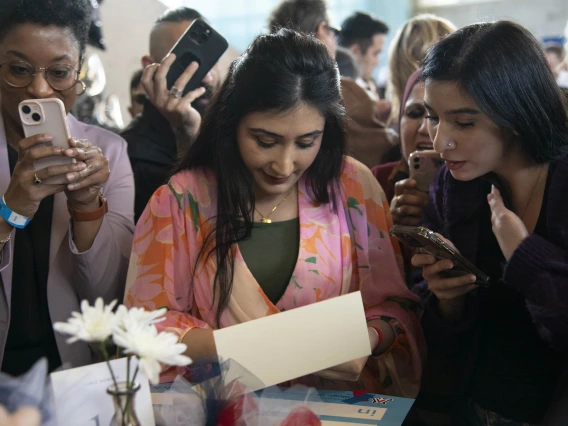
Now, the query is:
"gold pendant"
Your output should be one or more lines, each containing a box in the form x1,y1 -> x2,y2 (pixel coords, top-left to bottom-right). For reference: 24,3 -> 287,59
261,217 -> 272,224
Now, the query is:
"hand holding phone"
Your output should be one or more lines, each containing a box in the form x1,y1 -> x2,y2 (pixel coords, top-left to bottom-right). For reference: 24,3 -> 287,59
141,18 -> 228,141
390,225 -> 490,285
3,99 -> 83,218
141,54 -> 205,139
19,98 -> 75,185
391,178 -> 429,226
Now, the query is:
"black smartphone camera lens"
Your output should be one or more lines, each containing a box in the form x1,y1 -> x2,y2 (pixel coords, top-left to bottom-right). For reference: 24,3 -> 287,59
32,113 -> 41,122
414,164 -> 420,169
413,157 -> 420,163
22,105 -> 31,114
189,21 -> 211,44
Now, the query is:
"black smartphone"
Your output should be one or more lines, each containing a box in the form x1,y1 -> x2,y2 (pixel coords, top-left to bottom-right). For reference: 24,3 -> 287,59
165,18 -> 228,96
389,225 -> 490,286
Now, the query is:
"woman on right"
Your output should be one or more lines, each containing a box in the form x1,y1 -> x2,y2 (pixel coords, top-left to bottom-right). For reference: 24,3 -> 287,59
412,21 -> 568,425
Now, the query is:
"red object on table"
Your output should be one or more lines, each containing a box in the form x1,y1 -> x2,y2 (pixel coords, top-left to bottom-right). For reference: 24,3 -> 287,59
280,406 -> 321,426
217,393 -> 258,426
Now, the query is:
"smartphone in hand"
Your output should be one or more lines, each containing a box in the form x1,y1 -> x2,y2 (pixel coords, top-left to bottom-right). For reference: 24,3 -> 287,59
19,98 -> 74,185
408,150 -> 443,192
165,18 -> 228,96
389,225 -> 490,285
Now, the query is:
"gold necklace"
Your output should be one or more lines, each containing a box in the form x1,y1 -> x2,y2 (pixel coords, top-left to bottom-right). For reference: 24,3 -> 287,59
520,164 -> 545,220
254,186 -> 295,224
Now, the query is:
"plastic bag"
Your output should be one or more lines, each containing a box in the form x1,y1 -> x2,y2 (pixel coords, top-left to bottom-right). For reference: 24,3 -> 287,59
0,358 -> 56,426
154,358 -> 321,426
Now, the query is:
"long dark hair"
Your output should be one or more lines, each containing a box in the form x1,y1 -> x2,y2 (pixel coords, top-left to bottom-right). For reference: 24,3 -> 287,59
177,29 -> 346,325
422,21 -> 568,163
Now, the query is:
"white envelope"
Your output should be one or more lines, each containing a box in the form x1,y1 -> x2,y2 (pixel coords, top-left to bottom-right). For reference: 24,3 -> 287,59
213,291 -> 371,391
50,357 -> 155,426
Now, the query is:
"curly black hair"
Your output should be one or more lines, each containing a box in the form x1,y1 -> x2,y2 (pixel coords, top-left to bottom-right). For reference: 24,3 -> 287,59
0,0 -> 91,55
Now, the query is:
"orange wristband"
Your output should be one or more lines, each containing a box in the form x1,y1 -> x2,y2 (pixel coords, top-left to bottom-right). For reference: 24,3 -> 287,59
67,194 -> 108,222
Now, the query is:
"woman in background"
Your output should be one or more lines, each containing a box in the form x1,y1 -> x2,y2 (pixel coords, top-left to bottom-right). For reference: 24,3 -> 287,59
386,14 -> 455,127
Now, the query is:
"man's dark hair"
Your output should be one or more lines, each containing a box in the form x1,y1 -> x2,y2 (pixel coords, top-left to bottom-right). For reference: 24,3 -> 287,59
130,69 -> 144,92
423,21 -> 568,163
155,7 -> 202,25
0,0 -> 91,55
338,12 -> 389,54
544,43 -> 565,60
268,0 -> 328,34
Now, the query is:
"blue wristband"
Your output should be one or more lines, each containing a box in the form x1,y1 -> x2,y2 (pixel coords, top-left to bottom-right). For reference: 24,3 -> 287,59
0,196 -> 31,229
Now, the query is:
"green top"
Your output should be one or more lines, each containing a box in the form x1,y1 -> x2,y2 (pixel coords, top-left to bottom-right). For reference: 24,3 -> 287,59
238,217 -> 300,305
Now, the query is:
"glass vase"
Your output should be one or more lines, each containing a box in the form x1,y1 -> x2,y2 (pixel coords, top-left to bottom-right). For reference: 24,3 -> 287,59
107,381 -> 141,426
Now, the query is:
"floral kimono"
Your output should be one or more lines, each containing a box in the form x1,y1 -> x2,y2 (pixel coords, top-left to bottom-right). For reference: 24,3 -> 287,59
124,156 -> 425,397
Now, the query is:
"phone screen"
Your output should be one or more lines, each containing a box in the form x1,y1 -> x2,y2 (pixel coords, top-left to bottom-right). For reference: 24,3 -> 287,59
390,225 -> 490,285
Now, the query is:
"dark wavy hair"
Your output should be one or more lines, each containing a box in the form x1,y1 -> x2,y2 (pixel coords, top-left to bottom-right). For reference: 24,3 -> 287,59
177,29 -> 346,325
422,21 -> 568,163
0,0 -> 91,55
338,12 -> 389,54
268,0 -> 328,34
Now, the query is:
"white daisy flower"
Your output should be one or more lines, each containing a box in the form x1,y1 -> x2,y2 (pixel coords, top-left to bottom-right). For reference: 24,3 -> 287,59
53,298 -> 118,344
113,323 -> 192,384
114,305 -> 167,332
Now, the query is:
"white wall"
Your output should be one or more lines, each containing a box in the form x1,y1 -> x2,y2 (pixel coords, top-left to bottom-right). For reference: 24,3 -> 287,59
416,0 -> 567,40
85,0 -> 167,127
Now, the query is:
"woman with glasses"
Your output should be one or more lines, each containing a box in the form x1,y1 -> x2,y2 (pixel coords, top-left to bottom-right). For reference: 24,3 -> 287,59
0,0 -> 134,376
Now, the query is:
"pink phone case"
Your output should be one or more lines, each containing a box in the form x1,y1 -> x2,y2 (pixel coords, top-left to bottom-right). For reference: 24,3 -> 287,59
408,150 -> 443,192
19,98 -> 74,185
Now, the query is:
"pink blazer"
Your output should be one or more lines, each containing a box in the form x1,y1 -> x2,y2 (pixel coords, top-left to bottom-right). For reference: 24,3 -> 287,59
0,112 -> 135,368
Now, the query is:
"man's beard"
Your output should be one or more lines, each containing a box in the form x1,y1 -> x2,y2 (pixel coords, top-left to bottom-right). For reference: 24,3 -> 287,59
193,83 -> 215,117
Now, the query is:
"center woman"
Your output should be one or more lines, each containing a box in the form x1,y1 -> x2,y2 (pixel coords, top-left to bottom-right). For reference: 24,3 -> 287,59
124,29 -> 424,396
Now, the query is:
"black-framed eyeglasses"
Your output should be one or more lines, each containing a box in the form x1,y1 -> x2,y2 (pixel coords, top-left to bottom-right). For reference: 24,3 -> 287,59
0,60 -> 81,92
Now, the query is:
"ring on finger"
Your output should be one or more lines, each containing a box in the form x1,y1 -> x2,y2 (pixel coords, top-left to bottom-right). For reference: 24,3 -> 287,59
170,86 -> 182,98
77,138 -> 91,148
34,172 -> 42,185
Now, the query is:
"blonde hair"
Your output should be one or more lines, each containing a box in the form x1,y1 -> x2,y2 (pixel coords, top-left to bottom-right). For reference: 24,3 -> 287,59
387,14 -> 456,123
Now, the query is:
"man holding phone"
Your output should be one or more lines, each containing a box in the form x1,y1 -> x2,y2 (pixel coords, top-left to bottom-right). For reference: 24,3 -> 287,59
122,7 -> 222,221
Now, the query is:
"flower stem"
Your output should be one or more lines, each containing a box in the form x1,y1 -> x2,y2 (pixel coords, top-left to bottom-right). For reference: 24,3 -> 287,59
131,364 -> 139,386
126,355 -> 131,389
122,358 -> 137,426
100,342 -> 119,393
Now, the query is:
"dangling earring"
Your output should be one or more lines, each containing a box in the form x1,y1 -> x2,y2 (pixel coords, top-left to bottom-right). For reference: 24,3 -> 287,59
75,80 -> 87,96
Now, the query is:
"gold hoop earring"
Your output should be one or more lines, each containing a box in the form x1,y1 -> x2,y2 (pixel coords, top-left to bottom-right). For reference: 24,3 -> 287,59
75,80 -> 87,96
